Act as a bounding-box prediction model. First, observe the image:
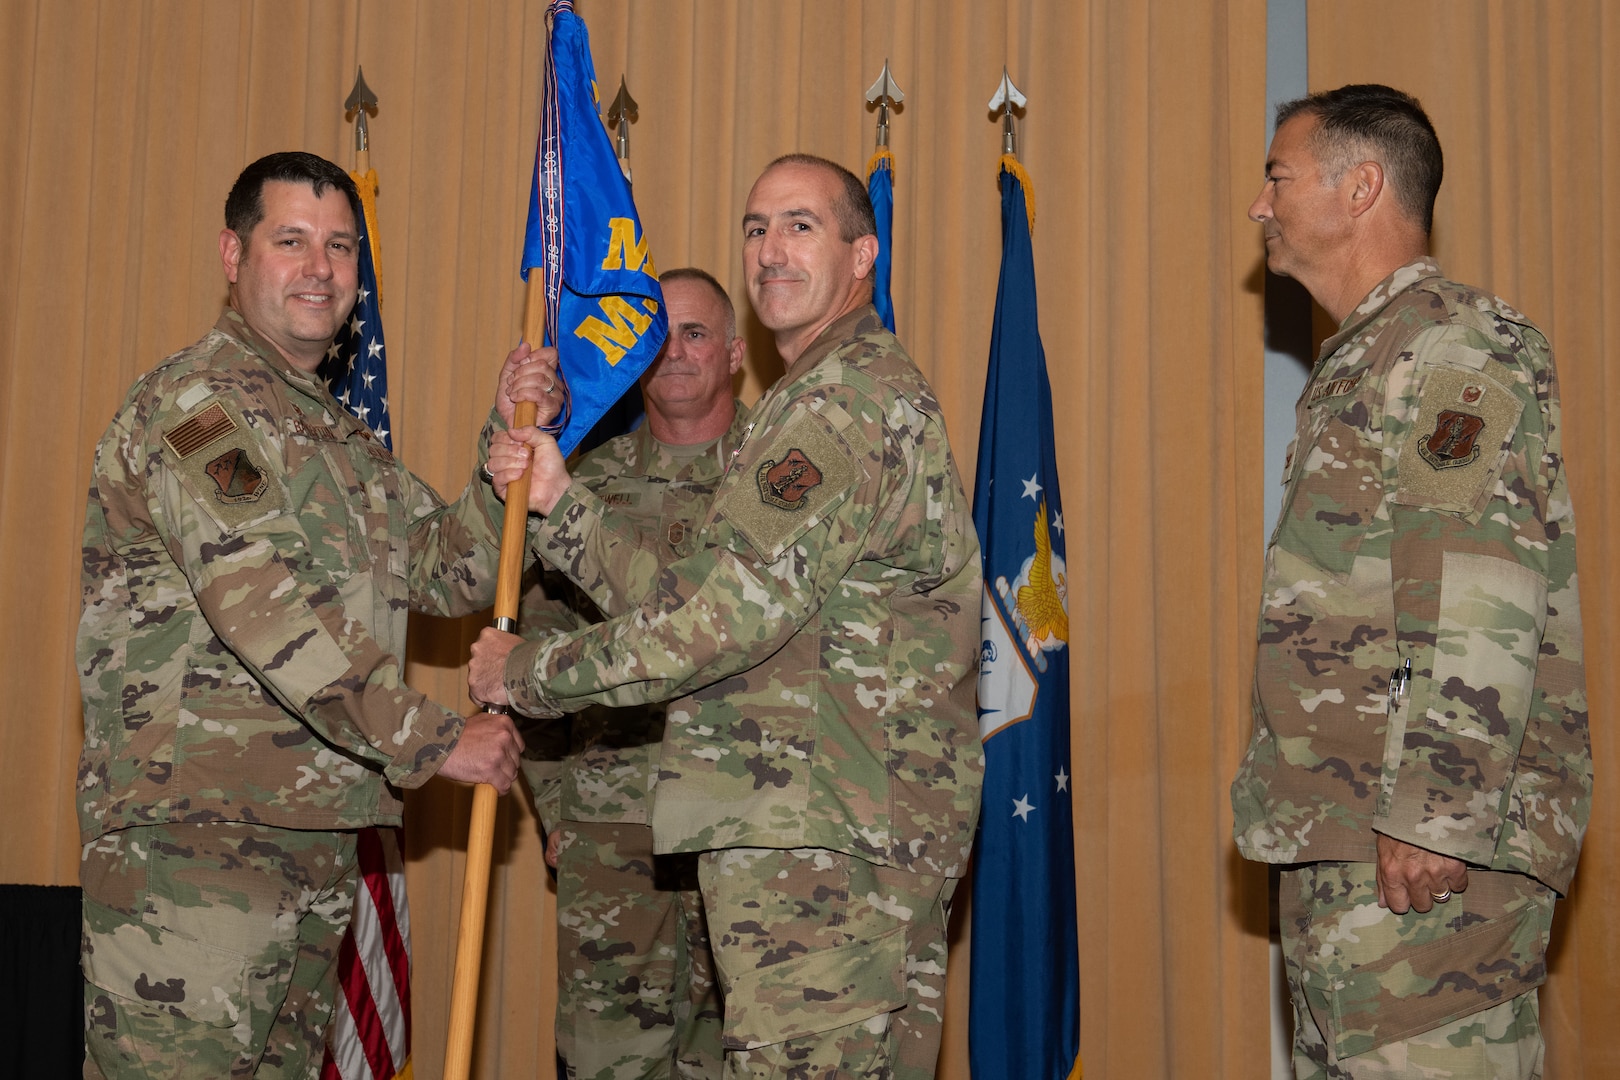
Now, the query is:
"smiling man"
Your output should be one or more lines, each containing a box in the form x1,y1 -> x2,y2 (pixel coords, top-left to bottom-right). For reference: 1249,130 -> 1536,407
474,154 -> 983,1079
1232,86 -> 1590,1078
76,151 -> 549,1078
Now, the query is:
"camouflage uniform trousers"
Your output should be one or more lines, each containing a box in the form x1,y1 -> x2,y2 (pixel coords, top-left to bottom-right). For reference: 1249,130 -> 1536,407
698,847 -> 954,1080
80,822 -> 358,1079
1281,861 -> 1554,1079
555,820 -> 723,1079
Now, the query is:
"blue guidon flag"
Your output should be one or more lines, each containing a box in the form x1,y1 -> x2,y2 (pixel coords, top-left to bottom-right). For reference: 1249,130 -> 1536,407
866,146 -> 896,334
969,156 -> 1081,1080
524,0 -> 667,456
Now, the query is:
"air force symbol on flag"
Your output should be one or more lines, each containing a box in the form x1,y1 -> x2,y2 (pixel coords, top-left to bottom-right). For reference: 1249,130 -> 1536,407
980,498 -> 1068,739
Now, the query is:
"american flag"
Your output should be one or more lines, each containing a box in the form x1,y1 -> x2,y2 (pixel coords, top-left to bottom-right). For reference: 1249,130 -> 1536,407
317,166 -> 412,1080
320,169 -> 392,450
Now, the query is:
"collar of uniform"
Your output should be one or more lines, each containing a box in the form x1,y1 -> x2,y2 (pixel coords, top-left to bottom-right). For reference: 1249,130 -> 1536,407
214,308 -> 332,394
1316,257 -> 1444,364
625,398 -> 750,478
783,303 -> 884,378
213,308 -> 373,440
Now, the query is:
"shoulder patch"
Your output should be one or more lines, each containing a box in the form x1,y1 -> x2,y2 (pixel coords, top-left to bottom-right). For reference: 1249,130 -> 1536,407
164,399 -> 286,529
721,413 -> 862,562
1394,364 -> 1522,516
163,402 -> 237,458
757,449 -> 824,509
203,447 -> 271,503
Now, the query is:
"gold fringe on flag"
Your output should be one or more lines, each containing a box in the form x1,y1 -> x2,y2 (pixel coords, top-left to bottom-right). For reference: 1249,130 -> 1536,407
349,168 -> 383,301
998,153 -> 1035,232
865,145 -> 895,180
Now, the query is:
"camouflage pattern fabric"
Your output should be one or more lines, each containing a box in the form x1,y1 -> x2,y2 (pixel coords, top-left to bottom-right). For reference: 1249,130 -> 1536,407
696,847 -> 953,1080
1232,261 -> 1589,1055
77,309 -> 511,840
81,822 -> 358,1079
76,310 -> 514,1074
552,824 -> 720,1080
511,305 -> 984,878
511,305 -> 979,1074
1281,861 -> 1551,1078
517,415 -> 744,1079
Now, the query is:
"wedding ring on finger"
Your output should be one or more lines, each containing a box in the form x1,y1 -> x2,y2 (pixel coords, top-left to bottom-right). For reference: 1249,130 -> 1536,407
1431,889 -> 1451,902
479,461 -> 495,483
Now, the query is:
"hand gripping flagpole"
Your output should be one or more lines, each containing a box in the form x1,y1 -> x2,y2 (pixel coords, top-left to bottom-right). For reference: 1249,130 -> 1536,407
443,311 -> 542,1080
443,34 -> 559,1080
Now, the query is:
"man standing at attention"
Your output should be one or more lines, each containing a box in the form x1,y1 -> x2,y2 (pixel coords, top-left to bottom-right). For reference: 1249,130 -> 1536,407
1232,85 -> 1590,1077
474,154 -> 982,1079
518,267 -> 744,1079
77,151 -> 550,1078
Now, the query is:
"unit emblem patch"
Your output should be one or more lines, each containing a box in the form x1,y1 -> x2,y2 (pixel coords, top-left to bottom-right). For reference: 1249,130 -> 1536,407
1417,410 -> 1486,470
757,449 -> 823,510
204,447 -> 270,503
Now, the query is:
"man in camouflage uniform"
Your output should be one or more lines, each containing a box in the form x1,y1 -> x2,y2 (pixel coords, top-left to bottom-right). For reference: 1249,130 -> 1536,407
518,267 -> 743,1079
474,154 -> 983,1079
1232,85 -> 1590,1078
76,151 -> 547,1078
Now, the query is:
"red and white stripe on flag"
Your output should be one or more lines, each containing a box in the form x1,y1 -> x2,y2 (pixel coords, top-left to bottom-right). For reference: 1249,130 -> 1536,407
322,826 -> 413,1080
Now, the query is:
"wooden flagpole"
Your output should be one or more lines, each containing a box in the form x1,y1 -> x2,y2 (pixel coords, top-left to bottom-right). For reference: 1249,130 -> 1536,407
443,237 -> 549,1080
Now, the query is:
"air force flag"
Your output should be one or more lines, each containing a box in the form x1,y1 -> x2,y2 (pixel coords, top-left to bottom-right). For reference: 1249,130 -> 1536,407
968,157 -> 1081,1080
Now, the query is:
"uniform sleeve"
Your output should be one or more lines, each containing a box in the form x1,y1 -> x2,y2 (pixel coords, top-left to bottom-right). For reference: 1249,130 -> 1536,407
401,409 -> 524,617
503,391 -> 904,719
1375,324 -> 1589,885
135,386 -> 493,787
509,566 -> 590,831
529,482 -> 667,617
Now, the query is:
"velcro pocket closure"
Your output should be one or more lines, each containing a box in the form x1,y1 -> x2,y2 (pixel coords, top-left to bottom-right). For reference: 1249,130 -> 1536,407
1426,551 -> 1547,748
720,923 -> 907,1049
83,915 -> 249,1028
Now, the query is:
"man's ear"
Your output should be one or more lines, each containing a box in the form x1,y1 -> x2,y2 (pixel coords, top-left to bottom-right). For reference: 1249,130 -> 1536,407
851,234 -> 879,280
220,228 -> 244,284
727,336 -> 745,376
1346,160 -> 1385,220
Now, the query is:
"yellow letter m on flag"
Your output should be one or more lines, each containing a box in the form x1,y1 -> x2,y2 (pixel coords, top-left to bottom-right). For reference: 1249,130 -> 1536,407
600,217 -> 658,275
574,296 -> 659,366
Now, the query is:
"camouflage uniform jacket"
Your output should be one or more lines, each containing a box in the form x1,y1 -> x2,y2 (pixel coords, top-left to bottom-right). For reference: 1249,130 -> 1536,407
1232,260 -> 1590,894
77,309 -> 511,843
508,305 -> 984,876
518,408 -> 748,833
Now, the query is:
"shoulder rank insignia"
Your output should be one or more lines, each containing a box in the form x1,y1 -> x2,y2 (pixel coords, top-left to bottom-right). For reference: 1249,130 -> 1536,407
757,449 -> 823,510
1417,409 -> 1486,470
204,447 -> 270,503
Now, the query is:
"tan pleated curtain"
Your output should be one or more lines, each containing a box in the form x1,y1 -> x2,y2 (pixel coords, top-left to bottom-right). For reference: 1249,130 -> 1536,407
1,2 -> 1614,1078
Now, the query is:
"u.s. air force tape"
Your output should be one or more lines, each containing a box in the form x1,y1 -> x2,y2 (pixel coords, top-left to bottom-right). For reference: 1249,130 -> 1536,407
721,413 -> 861,562
1394,362 -> 1523,516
